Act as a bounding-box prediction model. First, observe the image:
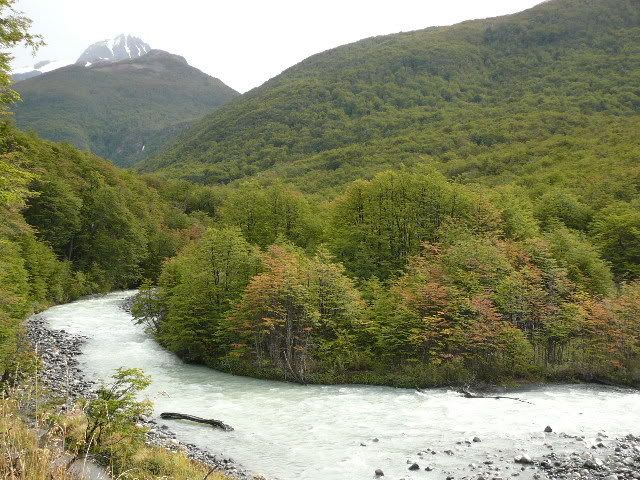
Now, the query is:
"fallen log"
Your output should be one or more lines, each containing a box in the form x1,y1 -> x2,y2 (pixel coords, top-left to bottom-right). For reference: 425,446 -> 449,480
160,412 -> 234,431
458,388 -> 534,405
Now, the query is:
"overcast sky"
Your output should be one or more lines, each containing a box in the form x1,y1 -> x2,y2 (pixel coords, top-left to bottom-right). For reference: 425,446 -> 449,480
11,0 -> 542,93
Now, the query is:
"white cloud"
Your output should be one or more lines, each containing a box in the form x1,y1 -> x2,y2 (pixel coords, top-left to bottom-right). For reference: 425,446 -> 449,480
11,0 -> 542,92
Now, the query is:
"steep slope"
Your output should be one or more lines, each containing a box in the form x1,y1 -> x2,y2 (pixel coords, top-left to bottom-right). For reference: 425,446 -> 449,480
0,120 -> 207,373
141,0 -> 640,193
12,50 -> 239,166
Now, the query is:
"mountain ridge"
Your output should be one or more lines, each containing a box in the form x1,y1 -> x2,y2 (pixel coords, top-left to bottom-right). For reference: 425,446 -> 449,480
12,49 -> 239,167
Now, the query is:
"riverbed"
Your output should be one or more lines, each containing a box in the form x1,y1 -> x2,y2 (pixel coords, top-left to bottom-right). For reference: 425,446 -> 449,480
40,291 -> 640,480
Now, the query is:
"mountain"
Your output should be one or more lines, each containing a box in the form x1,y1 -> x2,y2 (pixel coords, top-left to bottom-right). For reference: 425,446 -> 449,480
11,34 -> 151,81
11,49 -> 239,166
76,34 -> 151,65
140,0 -> 640,194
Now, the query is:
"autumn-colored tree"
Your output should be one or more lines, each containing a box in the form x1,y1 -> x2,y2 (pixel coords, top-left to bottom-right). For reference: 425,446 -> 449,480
225,244 -> 365,382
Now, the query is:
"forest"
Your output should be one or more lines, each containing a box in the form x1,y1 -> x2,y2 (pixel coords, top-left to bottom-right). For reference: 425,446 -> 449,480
132,172 -> 640,387
0,121 -> 213,376
2,0 -> 640,391
126,0 -> 640,387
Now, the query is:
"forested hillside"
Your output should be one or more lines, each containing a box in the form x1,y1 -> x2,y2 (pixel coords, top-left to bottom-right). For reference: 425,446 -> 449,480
143,0 -> 640,193
12,50 -> 238,167
130,0 -> 640,388
4,0 -> 639,391
0,123 -> 207,376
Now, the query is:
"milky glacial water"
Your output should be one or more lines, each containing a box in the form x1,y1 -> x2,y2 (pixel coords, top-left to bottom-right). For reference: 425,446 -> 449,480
42,291 -> 640,480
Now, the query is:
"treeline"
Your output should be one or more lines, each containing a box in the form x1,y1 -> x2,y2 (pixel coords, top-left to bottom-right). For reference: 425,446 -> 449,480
134,170 -> 640,387
0,122 -> 207,376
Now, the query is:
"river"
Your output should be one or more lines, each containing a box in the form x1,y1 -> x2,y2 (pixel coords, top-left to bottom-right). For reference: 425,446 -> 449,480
41,291 -> 640,480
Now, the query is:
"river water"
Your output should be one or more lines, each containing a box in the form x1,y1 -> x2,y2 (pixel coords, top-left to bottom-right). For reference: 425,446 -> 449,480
42,291 -> 640,480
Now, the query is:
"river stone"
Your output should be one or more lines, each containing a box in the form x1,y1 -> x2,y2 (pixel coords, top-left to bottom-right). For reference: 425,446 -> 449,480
514,454 -> 533,464
375,468 -> 384,476
408,463 -> 420,471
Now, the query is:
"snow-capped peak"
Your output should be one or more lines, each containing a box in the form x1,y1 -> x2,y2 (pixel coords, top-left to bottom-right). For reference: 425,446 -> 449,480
76,34 -> 151,65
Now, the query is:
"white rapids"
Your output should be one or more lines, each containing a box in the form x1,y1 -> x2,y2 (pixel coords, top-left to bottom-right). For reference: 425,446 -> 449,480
41,291 -> 640,480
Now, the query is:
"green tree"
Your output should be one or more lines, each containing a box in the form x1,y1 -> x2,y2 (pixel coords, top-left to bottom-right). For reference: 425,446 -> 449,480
545,224 -> 614,296
153,227 -> 261,362
331,170 -> 499,279
592,201 -> 640,279
0,0 -> 43,108
221,181 -> 323,249
83,368 -> 152,450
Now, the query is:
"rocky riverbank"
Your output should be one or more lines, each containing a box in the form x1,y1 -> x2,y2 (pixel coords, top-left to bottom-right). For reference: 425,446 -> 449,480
384,430 -> 640,480
26,315 -> 257,480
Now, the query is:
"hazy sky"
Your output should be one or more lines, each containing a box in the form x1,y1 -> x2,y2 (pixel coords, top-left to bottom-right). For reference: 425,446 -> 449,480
11,0 -> 542,93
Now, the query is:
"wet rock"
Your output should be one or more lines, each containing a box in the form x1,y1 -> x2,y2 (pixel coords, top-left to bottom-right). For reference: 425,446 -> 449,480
408,463 -> 420,471
544,426 -> 553,433
375,468 -> 384,477
473,436 -> 482,443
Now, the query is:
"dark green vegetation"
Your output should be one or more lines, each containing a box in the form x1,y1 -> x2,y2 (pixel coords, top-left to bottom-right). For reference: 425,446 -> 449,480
0,121 -> 211,375
143,0 -> 640,192
3,0 -> 640,389
12,50 -> 238,167
132,0 -> 640,388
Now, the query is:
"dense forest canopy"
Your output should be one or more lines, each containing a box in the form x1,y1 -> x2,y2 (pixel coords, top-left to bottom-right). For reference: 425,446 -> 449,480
135,171 -> 640,387
0,122 -> 210,374
141,0 -> 640,193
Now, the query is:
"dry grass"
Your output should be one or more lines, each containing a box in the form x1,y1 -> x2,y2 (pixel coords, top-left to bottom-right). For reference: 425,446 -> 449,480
0,398 -> 74,479
0,390 -> 231,480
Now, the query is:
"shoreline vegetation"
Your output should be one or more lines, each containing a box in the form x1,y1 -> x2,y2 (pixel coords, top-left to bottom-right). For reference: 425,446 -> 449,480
131,172 -> 640,390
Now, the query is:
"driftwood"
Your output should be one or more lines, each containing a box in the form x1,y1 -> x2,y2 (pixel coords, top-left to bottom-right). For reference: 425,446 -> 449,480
458,388 -> 534,404
160,412 -> 234,431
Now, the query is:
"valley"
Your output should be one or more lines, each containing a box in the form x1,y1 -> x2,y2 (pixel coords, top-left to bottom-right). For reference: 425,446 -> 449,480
1,0 -> 639,478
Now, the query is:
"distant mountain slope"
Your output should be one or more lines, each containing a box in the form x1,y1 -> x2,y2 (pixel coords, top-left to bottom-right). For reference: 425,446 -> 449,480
140,0 -> 640,192
12,49 -> 239,167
